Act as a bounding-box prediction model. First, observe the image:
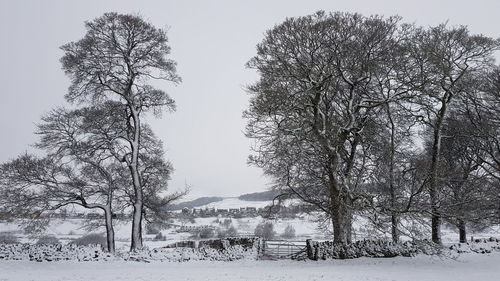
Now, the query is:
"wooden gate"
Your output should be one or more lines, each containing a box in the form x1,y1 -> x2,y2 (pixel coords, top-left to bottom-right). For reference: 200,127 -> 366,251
260,240 -> 307,260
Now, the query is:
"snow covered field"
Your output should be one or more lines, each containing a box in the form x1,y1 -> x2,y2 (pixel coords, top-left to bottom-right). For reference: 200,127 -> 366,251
2,214 -> 500,250
1,253 -> 500,281
2,196 -> 500,281
0,214 -> 324,250
3,197 -> 499,248
196,197 -> 274,209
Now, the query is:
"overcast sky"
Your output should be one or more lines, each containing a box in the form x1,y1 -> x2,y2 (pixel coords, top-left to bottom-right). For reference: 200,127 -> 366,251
0,0 -> 499,199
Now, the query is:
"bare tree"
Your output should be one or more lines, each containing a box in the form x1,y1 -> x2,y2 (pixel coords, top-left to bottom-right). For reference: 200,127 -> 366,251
1,104 -> 132,253
245,11 -> 415,243
474,65 -> 500,182
410,25 -> 499,244
361,28 -> 430,242
365,101 -> 421,243
438,112 -> 492,243
0,153 -> 120,253
454,65 -> 500,225
37,105 -> 185,250
60,13 -> 180,250
0,100 -> 185,253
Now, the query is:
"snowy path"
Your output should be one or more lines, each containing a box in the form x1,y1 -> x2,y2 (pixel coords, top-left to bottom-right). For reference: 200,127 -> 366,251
1,253 -> 500,281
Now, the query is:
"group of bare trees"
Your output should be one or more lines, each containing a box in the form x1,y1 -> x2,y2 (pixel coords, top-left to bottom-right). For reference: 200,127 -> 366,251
0,13 -> 185,252
0,10 -> 498,251
245,11 -> 500,244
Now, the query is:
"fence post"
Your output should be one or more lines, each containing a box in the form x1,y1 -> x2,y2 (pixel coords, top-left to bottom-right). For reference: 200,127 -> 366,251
306,239 -> 317,260
262,240 -> 266,256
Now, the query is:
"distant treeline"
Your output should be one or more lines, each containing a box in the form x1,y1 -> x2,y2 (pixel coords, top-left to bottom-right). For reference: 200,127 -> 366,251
167,197 -> 224,210
237,191 -> 279,201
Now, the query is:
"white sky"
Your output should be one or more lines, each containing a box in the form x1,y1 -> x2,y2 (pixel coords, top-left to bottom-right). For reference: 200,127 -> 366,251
0,0 -> 499,199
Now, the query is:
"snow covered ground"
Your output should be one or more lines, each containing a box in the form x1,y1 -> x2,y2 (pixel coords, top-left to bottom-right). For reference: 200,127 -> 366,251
0,213 -> 327,250
2,215 -> 500,250
3,196 -> 498,247
2,201 -> 500,281
1,252 -> 500,281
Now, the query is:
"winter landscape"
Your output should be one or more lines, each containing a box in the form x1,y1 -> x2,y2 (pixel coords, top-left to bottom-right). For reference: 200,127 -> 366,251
1,0 -> 500,280
2,195 -> 500,280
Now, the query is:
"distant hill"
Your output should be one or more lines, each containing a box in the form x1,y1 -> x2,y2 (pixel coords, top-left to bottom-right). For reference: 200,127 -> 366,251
167,196 -> 224,210
238,190 -> 279,201
167,191 -> 279,211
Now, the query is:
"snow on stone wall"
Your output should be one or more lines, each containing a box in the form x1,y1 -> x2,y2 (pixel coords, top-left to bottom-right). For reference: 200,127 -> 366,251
307,238 -> 500,260
0,238 -> 260,262
0,244 -> 113,262
2,237 -> 499,262
124,244 -> 258,262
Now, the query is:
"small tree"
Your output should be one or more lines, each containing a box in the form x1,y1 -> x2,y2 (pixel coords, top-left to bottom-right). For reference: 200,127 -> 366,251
0,232 -> 19,244
72,233 -> 107,248
0,154 -> 119,252
198,228 -> 215,239
217,225 -> 238,238
36,235 -> 60,245
281,224 -> 296,239
254,221 -> 276,240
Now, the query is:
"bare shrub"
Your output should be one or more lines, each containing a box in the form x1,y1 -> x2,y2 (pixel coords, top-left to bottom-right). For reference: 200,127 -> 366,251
198,228 -> 215,239
222,219 -> 232,228
217,225 -> 238,238
36,235 -> 60,245
146,224 -> 161,235
72,233 -> 106,247
190,227 -> 216,239
254,221 -> 276,240
0,232 -> 19,244
281,224 -> 296,239
154,232 -> 166,241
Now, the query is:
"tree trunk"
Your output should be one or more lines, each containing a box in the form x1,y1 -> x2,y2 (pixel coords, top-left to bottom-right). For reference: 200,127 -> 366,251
391,215 -> 399,243
430,149 -> 442,244
129,108 -> 143,251
344,204 -> 352,244
326,131 -> 353,244
331,205 -> 345,243
104,207 -> 115,253
458,220 -> 467,243
331,191 -> 351,243
386,103 -> 399,244
429,100 -> 448,245
130,203 -> 143,250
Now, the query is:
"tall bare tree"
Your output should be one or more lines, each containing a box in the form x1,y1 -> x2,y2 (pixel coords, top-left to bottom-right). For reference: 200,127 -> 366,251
245,11 -> 415,243
475,65 -> 500,182
366,101 -> 421,243
60,13 -> 180,250
455,65 -> 500,225
410,25 -> 499,244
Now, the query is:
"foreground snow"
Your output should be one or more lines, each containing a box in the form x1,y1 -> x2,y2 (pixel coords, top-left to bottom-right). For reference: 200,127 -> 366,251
1,253 -> 500,281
